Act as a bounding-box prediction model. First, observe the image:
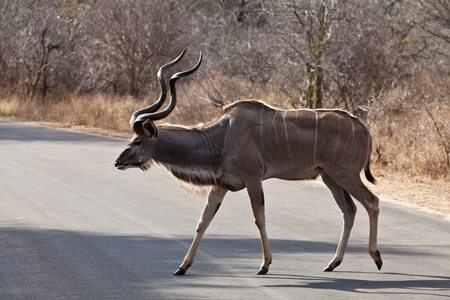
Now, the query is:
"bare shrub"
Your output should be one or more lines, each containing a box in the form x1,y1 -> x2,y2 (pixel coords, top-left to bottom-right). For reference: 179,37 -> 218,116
0,1 -> 87,99
370,76 -> 450,178
81,0 -> 190,98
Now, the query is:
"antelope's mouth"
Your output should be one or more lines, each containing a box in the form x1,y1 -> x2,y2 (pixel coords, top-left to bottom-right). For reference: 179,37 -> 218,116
115,160 -> 129,170
115,160 -> 153,171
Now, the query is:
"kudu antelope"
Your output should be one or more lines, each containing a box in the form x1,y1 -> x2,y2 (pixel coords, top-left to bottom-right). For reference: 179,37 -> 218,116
115,49 -> 383,275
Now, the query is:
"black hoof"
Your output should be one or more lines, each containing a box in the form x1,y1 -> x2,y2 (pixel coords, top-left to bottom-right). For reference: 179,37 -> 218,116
324,260 -> 340,272
257,267 -> 269,275
375,250 -> 382,270
376,260 -> 383,270
174,268 -> 186,276
323,266 -> 334,272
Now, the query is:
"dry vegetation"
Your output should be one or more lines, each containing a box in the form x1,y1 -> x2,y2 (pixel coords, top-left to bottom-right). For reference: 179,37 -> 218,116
1,76 -> 448,214
370,77 -> 450,178
0,0 -> 448,213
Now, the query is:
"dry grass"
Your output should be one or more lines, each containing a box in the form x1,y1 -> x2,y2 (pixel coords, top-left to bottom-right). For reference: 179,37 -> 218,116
0,91 -> 223,131
0,77 -> 448,214
0,93 -> 132,131
369,76 -> 450,178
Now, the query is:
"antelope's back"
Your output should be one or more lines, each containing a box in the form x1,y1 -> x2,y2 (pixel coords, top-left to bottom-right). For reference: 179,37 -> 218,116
222,101 -> 319,180
222,101 -> 371,179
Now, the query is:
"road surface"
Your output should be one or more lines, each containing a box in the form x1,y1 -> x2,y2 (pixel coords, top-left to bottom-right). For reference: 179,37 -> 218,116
1,119 -> 449,299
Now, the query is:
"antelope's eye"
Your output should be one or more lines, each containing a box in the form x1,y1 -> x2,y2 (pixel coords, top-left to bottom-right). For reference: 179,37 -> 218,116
134,139 -> 141,146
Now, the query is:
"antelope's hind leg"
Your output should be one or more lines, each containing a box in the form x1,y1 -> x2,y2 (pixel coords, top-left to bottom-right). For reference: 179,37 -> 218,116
174,186 -> 228,275
345,180 -> 382,270
326,173 -> 383,271
246,181 -> 272,275
322,173 -> 357,271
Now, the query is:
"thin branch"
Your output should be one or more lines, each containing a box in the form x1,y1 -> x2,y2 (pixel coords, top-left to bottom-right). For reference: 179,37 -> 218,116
421,100 -> 450,169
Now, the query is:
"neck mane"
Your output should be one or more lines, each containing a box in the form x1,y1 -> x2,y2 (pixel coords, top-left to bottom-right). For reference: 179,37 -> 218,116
152,119 -> 231,189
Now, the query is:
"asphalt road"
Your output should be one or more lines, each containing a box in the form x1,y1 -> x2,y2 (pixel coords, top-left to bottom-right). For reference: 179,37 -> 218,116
1,119 -> 449,299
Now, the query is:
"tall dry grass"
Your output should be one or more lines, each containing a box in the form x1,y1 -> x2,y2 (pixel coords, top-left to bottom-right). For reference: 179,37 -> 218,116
369,76 -> 449,179
0,93 -> 134,131
0,91 -> 222,132
0,76 -> 448,180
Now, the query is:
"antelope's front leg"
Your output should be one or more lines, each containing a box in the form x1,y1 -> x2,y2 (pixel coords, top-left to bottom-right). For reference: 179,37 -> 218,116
174,186 -> 227,275
247,181 -> 272,275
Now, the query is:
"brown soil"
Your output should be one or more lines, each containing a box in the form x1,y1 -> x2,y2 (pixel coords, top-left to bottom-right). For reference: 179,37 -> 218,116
368,172 -> 449,215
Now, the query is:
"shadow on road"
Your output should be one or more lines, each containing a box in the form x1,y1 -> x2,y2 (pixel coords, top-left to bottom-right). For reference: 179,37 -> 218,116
1,227 -> 449,299
261,272 -> 450,298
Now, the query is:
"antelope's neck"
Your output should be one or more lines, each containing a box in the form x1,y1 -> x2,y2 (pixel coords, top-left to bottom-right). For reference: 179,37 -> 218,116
153,125 -> 226,174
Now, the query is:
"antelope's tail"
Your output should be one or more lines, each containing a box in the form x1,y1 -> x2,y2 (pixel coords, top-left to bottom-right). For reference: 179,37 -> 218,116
364,137 -> 377,184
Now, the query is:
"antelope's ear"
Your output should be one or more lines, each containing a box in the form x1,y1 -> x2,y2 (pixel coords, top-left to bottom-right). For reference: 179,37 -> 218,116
133,122 -> 144,136
143,120 -> 158,138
